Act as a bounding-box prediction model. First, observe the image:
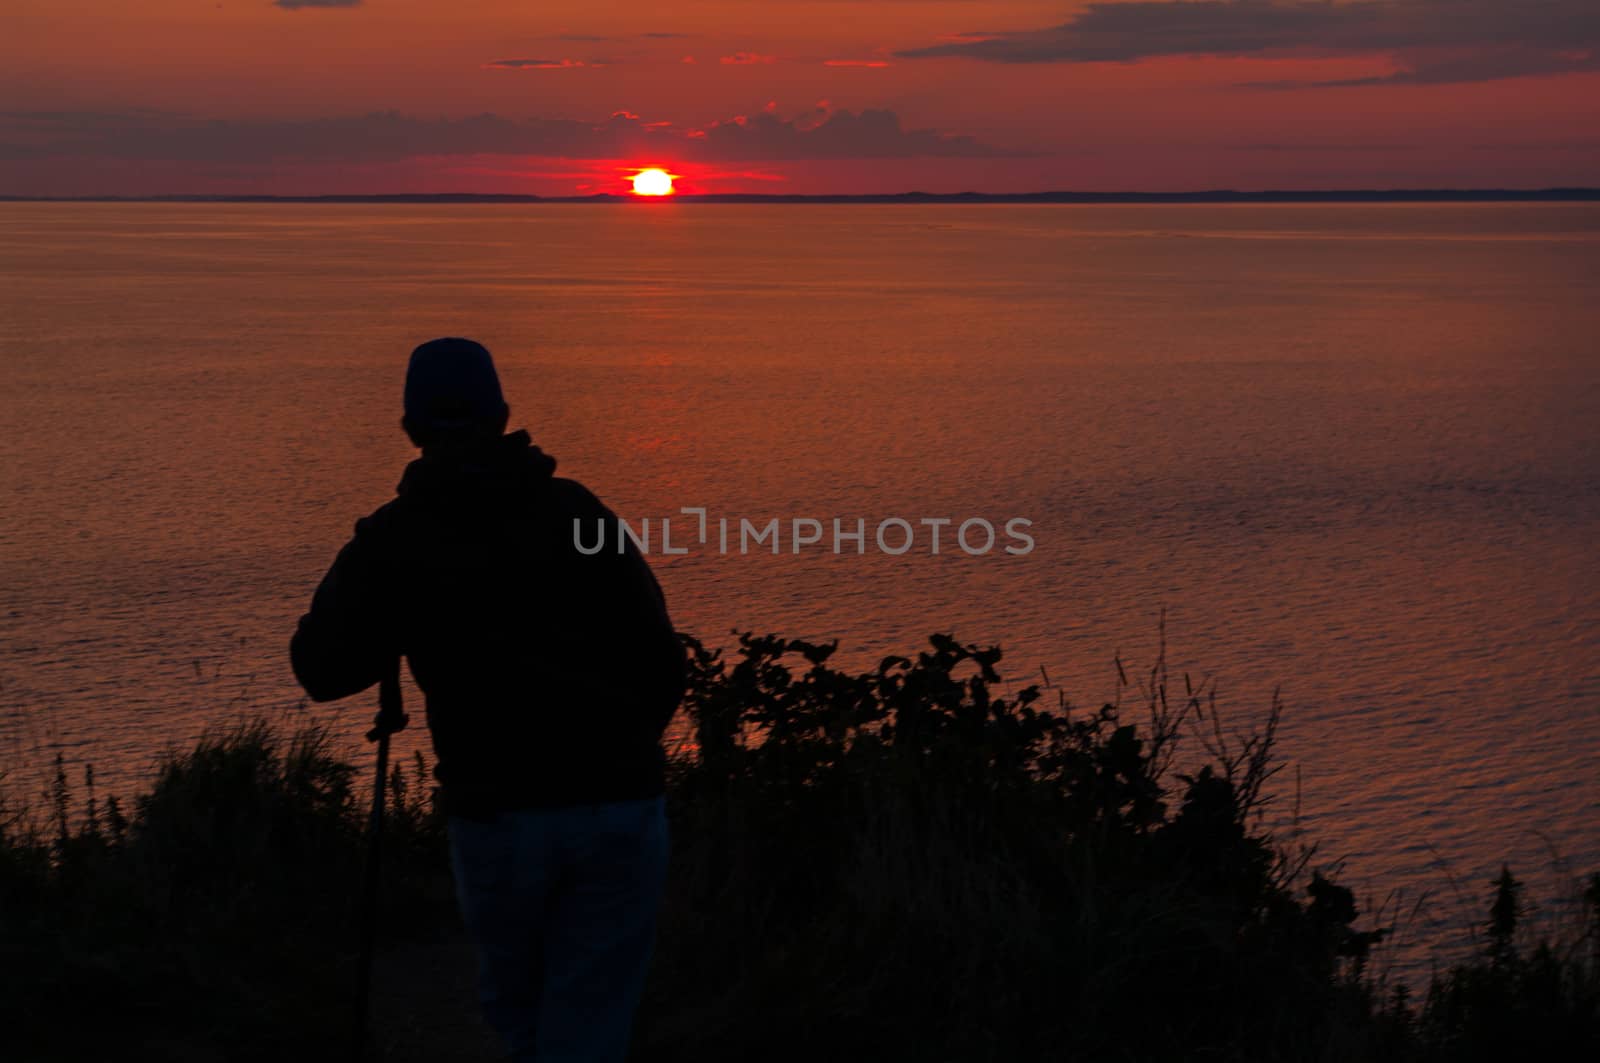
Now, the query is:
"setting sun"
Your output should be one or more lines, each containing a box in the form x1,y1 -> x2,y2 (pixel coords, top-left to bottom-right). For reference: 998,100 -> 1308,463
631,168 -> 675,196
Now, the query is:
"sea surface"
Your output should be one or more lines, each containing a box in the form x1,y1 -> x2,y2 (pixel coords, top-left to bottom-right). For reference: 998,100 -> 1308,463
2,202 -> 1597,975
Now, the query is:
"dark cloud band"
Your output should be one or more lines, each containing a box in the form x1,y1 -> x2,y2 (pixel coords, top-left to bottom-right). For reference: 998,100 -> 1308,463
0,107 -> 1019,165
897,0 -> 1600,87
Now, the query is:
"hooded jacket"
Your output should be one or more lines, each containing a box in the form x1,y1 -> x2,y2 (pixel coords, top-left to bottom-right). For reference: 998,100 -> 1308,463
290,430 -> 685,815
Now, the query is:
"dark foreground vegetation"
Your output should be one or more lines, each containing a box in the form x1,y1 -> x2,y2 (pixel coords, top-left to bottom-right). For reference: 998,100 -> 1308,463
3,633 -> 1596,1061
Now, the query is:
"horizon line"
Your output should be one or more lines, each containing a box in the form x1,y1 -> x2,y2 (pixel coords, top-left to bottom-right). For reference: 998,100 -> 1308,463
2,188 -> 1598,205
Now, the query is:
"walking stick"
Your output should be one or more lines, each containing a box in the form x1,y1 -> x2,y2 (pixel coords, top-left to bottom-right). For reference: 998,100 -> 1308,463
354,658 -> 408,1063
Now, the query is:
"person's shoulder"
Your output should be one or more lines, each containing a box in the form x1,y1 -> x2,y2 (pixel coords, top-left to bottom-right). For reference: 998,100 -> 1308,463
350,495 -> 408,542
544,476 -> 611,515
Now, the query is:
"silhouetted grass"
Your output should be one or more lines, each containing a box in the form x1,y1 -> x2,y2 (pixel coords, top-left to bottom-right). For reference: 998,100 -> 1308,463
2,633 -> 1595,1061
0,720 -> 446,1062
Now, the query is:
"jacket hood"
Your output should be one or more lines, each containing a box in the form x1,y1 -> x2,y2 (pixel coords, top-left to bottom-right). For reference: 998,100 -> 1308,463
397,429 -> 557,501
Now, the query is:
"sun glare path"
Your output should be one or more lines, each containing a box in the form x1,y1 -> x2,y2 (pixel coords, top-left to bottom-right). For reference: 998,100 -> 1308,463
631,168 -> 675,196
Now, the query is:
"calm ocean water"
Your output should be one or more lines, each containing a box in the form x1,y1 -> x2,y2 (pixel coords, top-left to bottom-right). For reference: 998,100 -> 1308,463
2,203 -> 1597,971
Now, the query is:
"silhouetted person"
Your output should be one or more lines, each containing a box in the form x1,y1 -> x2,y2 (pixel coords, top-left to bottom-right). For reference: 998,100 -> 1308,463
291,337 -> 684,1063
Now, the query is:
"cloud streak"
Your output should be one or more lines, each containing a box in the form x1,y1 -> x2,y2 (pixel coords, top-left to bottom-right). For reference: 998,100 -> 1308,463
274,0 -> 361,9
0,107 -> 1019,166
484,59 -> 589,70
897,0 -> 1600,86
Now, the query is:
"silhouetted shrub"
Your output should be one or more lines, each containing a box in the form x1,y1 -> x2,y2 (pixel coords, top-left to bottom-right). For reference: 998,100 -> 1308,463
646,632 -> 1380,1062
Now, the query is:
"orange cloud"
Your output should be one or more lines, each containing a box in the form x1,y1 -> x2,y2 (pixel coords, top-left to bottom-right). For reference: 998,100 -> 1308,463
823,59 -> 890,68
720,53 -> 777,65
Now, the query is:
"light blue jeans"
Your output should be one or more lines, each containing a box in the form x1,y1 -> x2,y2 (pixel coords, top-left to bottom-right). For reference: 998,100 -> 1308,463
447,797 -> 669,1063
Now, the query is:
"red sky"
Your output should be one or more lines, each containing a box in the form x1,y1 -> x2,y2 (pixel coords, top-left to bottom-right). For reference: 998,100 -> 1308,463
2,0 -> 1597,195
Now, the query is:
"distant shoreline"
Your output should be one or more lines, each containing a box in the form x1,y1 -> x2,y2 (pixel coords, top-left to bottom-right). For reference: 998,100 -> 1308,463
2,188 -> 1597,205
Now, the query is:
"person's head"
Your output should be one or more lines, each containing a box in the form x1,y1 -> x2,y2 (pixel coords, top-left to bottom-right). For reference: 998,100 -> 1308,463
401,337 -> 510,454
